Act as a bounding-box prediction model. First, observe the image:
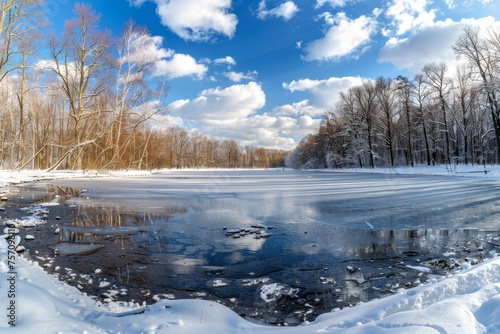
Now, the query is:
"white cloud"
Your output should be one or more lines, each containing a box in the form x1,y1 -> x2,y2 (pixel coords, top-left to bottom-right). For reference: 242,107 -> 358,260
166,82 -> 324,150
271,100 -> 325,117
122,34 -> 172,64
283,76 -> 365,108
155,52 -> 208,79
236,76 -> 368,148
385,0 -> 436,36
168,82 -> 266,122
378,16 -> 500,73
151,113 -> 184,128
303,12 -> 377,61
444,0 -> 456,8
118,33 -> 172,80
223,70 -> 258,82
214,56 -> 236,67
257,1 -> 299,21
193,114 -> 319,150
35,60 -> 83,82
128,0 -> 147,7
315,0 -> 356,8
35,59 -> 57,71
118,32 -> 207,80
141,0 -> 238,41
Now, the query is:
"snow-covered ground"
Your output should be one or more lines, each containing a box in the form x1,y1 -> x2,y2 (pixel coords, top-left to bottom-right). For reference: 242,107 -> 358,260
1,166 -> 500,333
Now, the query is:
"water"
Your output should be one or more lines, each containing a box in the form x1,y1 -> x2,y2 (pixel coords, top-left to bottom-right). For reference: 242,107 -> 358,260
11,170 -> 500,325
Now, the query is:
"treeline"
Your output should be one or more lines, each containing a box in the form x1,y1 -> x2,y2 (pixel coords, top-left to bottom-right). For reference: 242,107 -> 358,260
287,26 -> 500,169
143,127 -> 287,169
0,2 -> 284,171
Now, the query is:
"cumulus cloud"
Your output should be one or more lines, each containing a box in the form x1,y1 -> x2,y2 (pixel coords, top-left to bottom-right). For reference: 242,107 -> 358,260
223,70 -> 258,82
35,60 -> 84,83
378,16 -> 500,73
303,12 -> 377,61
155,52 -> 208,79
151,113 -> 184,127
271,100 -> 325,117
257,1 -> 299,21
200,116 -> 290,146
194,114 -> 319,150
166,82 -> 325,150
35,59 -> 58,71
168,82 -> 266,122
229,76 -> 368,148
131,0 -> 238,41
283,76 -> 365,108
117,31 -> 207,79
119,34 -> 171,65
385,0 -> 436,36
214,56 -> 236,67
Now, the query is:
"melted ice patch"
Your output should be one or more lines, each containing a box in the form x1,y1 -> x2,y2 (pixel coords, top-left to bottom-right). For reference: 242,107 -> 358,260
49,242 -> 104,256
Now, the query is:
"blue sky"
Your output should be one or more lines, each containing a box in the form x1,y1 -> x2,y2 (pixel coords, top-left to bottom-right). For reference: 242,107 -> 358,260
44,0 -> 499,150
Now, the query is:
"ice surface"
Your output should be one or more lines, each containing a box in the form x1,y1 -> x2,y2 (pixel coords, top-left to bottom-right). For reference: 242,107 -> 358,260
2,167 -> 500,332
50,168 -> 500,231
49,242 -> 105,256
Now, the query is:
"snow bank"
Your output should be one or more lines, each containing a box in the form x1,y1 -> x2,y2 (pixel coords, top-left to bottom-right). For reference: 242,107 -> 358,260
0,169 -> 153,188
1,231 -> 500,333
327,164 -> 499,179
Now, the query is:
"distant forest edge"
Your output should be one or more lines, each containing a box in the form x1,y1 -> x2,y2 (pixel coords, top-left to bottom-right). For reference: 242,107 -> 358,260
0,2 -> 286,171
286,26 -> 500,169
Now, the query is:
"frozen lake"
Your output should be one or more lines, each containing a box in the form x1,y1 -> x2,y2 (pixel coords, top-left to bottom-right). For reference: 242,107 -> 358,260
52,168 -> 500,227
20,169 -> 500,324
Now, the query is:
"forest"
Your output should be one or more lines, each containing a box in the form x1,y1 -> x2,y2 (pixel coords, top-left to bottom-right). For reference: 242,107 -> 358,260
286,26 -> 500,169
0,1 -> 287,171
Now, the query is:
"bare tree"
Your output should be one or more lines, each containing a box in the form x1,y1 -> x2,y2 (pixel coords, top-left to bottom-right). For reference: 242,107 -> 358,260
47,3 -> 111,170
221,139 -> 240,168
0,0 -> 42,167
423,62 -> 453,164
375,76 -> 397,166
103,21 -> 168,169
394,76 -> 415,166
453,64 -> 480,164
0,0 -> 40,81
353,81 -> 378,168
339,89 -> 364,167
413,74 -> 433,165
453,26 -> 500,162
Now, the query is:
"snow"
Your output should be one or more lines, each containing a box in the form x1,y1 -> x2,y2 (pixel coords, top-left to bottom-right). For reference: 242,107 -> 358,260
260,283 -> 300,303
406,265 -> 432,273
1,166 -> 500,333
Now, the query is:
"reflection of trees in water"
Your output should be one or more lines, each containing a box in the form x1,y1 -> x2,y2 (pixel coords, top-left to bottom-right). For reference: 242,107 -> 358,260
59,205 -> 185,247
58,205 -> 186,285
341,228 -> 483,260
40,185 -> 82,203
312,227 -> 489,315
